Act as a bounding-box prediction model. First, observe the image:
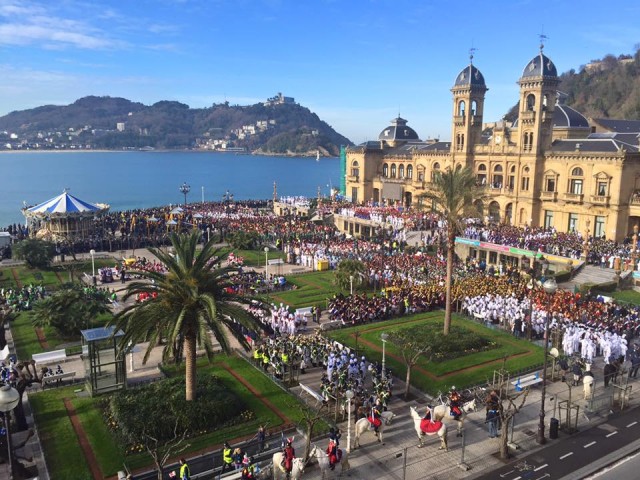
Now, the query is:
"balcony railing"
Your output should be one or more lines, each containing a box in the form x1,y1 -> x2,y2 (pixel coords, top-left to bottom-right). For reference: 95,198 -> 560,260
563,192 -> 584,203
540,191 -> 558,201
453,115 -> 465,126
590,195 -> 610,206
520,111 -> 536,122
346,175 -> 359,183
378,175 -> 407,184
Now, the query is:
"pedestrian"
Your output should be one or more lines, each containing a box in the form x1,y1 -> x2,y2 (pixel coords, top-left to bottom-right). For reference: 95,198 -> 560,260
558,356 -> 569,383
572,361 -> 583,386
179,458 -> 190,480
485,389 -> 501,438
628,344 -> 640,378
257,425 -> 266,453
219,441 -> 234,479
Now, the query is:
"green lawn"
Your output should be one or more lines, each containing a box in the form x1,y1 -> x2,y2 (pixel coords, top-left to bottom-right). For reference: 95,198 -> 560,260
610,290 -> 640,305
216,246 -> 285,267
267,271 -> 345,309
327,312 -> 543,394
31,353 -> 329,479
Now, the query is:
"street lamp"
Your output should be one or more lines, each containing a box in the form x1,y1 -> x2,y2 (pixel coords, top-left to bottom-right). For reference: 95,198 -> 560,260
179,182 -> 191,206
381,332 -> 389,381
537,277 -> 558,445
632,224 -> 639,270
349,275 -> 354,295
0,384 -> 20,480
345,389 -> 354,452
264,246 -> 269,280
89,249 -> 96,278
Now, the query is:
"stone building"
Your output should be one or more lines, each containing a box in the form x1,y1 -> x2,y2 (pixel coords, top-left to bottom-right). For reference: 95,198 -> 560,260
344,48 -> 640,242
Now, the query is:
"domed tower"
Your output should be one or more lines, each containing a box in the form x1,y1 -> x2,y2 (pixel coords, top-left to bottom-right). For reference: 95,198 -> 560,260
516,44 -> 559,154
378,116 -> 419,148
450,52 -> 487,161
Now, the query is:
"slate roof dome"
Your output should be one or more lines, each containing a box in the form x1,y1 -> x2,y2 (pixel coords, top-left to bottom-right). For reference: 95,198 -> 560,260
378,116 -> 419,142
521,52 -> 558,78
454,64 -> 486,87
553,104 -> 589,128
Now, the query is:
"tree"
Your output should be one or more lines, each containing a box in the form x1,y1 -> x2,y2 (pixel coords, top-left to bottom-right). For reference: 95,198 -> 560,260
111,231 -> 270,401
419,166 -> 484,335
30,283 -> 110,336
334,259 -> 367,292
387,330 -> 432,400
11,238 -> 56,269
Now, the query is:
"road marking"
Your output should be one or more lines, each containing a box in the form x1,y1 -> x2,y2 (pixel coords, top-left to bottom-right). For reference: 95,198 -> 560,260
627,421 -> 638,428
500,470 -> 515,477
513,477 -> 521,480
535,475 -> 551,480
534,464 -> 548,471
560,452 -> 573,460
584,441 -> 597,448
606,431 -> 618,438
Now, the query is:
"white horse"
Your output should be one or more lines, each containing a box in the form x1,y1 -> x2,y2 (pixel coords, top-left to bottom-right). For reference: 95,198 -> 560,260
310,444 -> 350,479
433,398 -> 477,437
409,406 -> 448,451
273,451 -> 307,480
354,410 -> 396,447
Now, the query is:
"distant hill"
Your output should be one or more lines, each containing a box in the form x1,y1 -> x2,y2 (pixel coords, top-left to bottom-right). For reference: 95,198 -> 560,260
504,49 -> 640,122
0,95 -> 353,155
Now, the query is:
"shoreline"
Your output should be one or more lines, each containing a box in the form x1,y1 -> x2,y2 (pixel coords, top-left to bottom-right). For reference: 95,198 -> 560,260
0,149 -> 336,158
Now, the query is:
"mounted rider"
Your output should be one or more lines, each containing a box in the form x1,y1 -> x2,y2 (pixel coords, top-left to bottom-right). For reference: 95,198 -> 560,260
282,437 -> 295,478
448,386 -> 462,420
368,399 -> 383,435
326,437 -> 342,470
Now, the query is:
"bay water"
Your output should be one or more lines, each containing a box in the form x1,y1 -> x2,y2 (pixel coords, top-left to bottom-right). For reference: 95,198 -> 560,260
0,151 -> 341,227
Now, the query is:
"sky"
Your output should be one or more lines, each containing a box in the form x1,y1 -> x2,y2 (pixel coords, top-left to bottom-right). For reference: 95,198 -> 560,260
1,0 -> 639,144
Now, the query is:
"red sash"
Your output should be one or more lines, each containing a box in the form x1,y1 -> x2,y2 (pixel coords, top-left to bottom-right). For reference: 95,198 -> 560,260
368,416 -> 382,428
420,418 -> 443,434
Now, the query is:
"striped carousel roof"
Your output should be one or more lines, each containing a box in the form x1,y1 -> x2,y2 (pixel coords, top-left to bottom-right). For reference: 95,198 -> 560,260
26,191 -> 104,216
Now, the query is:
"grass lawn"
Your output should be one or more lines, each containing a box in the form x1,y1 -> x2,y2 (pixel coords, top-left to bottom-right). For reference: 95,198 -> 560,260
327,312 -> 543,395
267,271 -> 346,310
610,290 -> 640,305
31,353 -> 328,479
216,246 -> 285,267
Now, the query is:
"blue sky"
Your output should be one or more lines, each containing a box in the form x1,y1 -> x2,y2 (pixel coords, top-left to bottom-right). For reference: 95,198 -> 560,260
1,0 -> 639,143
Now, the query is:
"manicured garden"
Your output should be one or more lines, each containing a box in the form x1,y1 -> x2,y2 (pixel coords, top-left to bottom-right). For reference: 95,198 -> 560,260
327,312 -> 544,394
267,270 -> 345,309
30,354 -> 328,479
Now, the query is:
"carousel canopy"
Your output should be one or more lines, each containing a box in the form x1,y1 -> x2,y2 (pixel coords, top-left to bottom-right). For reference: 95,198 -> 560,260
25,191 -> 107,217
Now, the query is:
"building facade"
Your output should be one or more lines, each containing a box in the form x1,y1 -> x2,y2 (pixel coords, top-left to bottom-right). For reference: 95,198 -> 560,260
345,49 -> 640,242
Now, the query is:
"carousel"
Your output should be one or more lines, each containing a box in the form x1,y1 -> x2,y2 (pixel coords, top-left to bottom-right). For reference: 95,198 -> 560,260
22,190 -> 110,240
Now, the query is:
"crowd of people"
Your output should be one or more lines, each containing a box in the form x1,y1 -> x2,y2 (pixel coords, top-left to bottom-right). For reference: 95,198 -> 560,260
0,284 -> 46,311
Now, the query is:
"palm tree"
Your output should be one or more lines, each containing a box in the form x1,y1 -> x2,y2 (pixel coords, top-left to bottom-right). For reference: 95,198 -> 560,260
420,165 -> 484,335
111,231 -> 269,401
334,259 -> 367,293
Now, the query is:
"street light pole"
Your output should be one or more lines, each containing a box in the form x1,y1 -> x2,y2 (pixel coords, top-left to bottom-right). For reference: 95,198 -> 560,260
179,182 -> 191,206
264,246 -> 269,280
537,277 -> 558,445
350,275 -> 354,295
0,384 -> 20,480
381,332 -> 389,381
89,249 -> 95,278
345,389 -> 354,452
201,186 -> 204,204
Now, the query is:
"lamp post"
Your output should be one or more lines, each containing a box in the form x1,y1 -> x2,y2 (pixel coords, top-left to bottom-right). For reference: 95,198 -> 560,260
349,275 -> 354,295
381,332 -> 389,381
264,246 -> 269,280
179,182 -> 191,206
0,384 -> 20,480
201,186 -> 204,204
345,389 -> 354,452
632,224 -> 639,271
89,249 -> 96,278
537,277 -> 558,445
582,219 -> 591,263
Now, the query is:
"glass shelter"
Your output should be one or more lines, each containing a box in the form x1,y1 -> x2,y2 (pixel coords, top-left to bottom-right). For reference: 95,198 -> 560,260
81,326 -> 126,396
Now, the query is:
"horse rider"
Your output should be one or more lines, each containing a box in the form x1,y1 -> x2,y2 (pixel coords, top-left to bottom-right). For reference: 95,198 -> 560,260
448,386 -> 462,420
326,437 -> 341,470
328,427 -> 341,446
282,437 -> 295,478
423,405 -> 433,423
368,400 -> 383,435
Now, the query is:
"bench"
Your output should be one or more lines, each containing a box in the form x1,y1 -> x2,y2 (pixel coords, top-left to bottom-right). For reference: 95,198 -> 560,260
42,371 -> 77,389
300,382 -> 325,404
511,372 -> 543,391
32,349 -> 67,365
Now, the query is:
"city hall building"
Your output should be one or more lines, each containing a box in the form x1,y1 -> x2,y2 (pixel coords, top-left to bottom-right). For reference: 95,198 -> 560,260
344,48 -> 640,243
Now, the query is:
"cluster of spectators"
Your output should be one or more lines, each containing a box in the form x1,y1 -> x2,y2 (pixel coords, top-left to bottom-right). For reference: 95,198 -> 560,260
0,284 -> 46,311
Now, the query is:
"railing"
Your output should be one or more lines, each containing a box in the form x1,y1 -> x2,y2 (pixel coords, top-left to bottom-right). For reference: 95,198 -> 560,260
453,115 -> 465,126
590,195 -> 610,206
540,191 -> 558,201
520,111 -> 536,122
563,192 -> 584,203
378,175 -> 407,184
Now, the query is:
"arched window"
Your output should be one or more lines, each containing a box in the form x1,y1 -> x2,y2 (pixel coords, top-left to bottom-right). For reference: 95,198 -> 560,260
391,163 -> 397,178
493,165 -> 503,172
526,93 -> 535,111
399,164 -> 405,178
542,94 -> 549,110
351,160 -> 360,178
382,163 -> 388,177
523,132 -> 534,152
570,167 -> 584,195
477,164 -> 487,185
521,166 -> 530,191
456,133 -> 465,151
508,165 -> 516,190
493,164 -> 503,188
458,100 -> 466,116
407,165 -> 413,179
478,164 -> 487,171
471,100 -> 477,116
431,162 -> 441,181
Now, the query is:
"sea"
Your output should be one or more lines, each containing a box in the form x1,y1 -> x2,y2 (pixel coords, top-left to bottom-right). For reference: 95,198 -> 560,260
0,151 -> 341,227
